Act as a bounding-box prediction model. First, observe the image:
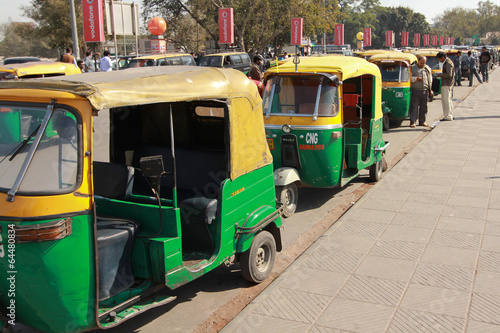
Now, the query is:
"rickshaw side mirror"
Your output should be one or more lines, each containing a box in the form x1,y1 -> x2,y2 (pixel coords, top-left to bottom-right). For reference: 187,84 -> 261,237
140,155 -> 165,195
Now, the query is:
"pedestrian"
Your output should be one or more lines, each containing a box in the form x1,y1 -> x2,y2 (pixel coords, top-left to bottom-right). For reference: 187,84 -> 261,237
436,51 -> 455,121
61,47 -> 78,67
249,55 -> 263,82
83,50 -> 95,73
453,51 -> 462,86
467,51 -> 482,86
479,46 -> 491,83
409,55 -> 433,128
77,59 -> 85,73
99,50 -> 113,72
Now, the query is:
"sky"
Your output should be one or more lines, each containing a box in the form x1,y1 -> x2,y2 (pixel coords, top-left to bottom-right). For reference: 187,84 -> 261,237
0,0 -> 490,27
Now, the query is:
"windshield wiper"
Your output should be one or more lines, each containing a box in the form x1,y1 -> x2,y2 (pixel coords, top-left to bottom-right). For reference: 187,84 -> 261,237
5,125 -> 41,162
6,100 -> 56,202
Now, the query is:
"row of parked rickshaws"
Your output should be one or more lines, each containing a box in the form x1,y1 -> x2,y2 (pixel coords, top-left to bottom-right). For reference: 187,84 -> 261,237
0,54 -> 392,332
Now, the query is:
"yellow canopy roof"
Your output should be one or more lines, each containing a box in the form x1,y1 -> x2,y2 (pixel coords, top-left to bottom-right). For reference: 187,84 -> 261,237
0,61 -> 81,78
369,51 -> 417,64
265,55 -> 381,81
411,49 -> 441,56
0,66 -> 271,180
130,53 -> 193,60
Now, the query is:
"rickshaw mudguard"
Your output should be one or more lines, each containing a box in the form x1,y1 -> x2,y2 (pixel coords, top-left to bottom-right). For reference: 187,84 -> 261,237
274,167 -> 301,186
0,213 -> 97,333
235,205 -> 283,253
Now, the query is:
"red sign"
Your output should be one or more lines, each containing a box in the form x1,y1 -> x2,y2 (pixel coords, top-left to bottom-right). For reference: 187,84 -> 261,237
451,37 -> 455,45
439,36 -> 444,45
219,8 -> 234,44
291,18 -> 303,45
385,31 -> 394,47
414,33 -> 420,46
432,35 -> 438,46
445,37 -> 450,45
334,24 -> 344,45
424,34 -> 429,46
363,28 -> 371,46
401,32 -> 409,46
83,0 -> 105,42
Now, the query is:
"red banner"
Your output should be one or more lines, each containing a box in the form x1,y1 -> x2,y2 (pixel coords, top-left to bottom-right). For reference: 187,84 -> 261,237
451,37 -> 455,45
83,0 -> 105,42
219,8 -> 234,44
401,32 -> 409,46
385,31 -> 394,47
445,37 -> 450,45
438,36 -> 443,45
334,24 -> 344,45
414,33 -> 420,46
432,35 -> 438,46
424,34 -> 429,46
363,28 -> 371,46
291,18 -> 303,46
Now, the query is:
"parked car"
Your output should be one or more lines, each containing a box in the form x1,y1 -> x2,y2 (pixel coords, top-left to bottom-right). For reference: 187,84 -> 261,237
124,53 -> 196,68
3,57 -> 41,65
198,52 -> 252,74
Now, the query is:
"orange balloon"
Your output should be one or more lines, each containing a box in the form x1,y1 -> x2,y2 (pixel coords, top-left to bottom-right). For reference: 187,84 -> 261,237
148,17 -> 167,36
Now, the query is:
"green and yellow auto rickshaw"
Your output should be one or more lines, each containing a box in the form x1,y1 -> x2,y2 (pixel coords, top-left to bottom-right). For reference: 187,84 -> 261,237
263,55 -> 389,217
0,67 -> 282,332
369,51 -> 418,129
411,49 -> 442,99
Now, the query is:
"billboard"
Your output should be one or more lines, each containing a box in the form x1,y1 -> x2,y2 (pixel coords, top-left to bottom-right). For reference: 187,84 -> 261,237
334,24 -> 344,45
219,8 -> 234,44
424,34 -> 429,46
363,28 -> 371,46
432,35 -> 438,46
439,35 -> 444,45
401,32 -> 409,46
84,0 -> 105,42
414,33 -> 420,46
291,18 -> 303,45
385,31 -> 394,47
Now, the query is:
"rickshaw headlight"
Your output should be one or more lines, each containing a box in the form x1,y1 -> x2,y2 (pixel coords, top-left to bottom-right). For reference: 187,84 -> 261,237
14,218 -> 73,243
282,124 -> 291,133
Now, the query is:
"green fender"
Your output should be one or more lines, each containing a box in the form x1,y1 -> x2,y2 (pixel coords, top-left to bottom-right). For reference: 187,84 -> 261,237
236,205 -> 282,253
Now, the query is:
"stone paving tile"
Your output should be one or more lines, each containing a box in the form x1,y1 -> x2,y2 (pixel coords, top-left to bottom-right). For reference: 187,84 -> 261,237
450,186 -> 490,198
375,180 -> 419,192
355,255 -> 416,282
356,198 -> 405,213
420,244 -> 478,269
230,313 -> 310,332
337,275 -> 406,306
400,284 -> 469,318
252,287 -> 331,324
429,162 -> 463,171
390,212 -> 438,229
320,234 -> 376,255
333,220 -> 387,238
302,249 -> 364,274
481,235 -> 500,252
345,208 -> 397,224
411,263 -> 475,291
387,308 -> 464,332
458,171 -> 494,181
486,209 -> 500,222
455,178 -> 492,189
441,205 -> 487,221
435,216 -> 485,234
425,169 -> 461,179
399,201 -> 445,216
370,239 -> 425,261
380,225 -> 433,244
447,194 -> 489,208
463,166 -> 497,175
467,320 -> 500,332
365,189 -> 411,202
477,251 -> 500,272
278,267 -> 349,297
484,221 -> 500,236
315,298 -> 394,333
429,229 -> 481,250
474,270 -> 500,296
488,189 -> 500,209
419,175 -> 457,186
469,293 -> 500,325
412,183 -> 453,195
406,192 -> 449,205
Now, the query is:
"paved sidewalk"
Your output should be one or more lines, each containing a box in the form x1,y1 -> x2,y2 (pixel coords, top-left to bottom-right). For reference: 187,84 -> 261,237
223,69 -> 500,332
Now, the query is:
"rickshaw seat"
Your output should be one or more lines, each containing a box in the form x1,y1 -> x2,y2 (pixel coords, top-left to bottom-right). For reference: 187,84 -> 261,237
343,94 -> 360,107
93,161 -> 134,199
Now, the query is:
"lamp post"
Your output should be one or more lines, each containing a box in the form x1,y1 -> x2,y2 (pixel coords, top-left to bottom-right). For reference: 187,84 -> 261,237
69,0 -> 80,59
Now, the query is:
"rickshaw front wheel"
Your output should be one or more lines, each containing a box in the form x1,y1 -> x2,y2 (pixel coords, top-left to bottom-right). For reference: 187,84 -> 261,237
369,158 -> 383,182
240,231 -> 277,283
277,183 -> 298,218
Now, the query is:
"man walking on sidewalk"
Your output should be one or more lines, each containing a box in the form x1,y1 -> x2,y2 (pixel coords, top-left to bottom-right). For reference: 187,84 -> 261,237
409,55 -> 433,128
480,46 -> 491,83
467,51 -> 482,86
437,51 -> 455,121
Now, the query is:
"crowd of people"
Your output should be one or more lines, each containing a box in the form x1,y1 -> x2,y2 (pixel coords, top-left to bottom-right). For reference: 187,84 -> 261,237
60,47 -> 114,73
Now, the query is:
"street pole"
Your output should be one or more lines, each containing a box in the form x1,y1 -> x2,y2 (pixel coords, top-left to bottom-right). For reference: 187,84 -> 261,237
69,0 -> 80,59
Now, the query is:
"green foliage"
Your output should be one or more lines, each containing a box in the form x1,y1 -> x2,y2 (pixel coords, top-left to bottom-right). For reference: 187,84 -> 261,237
0,21 -> 58,58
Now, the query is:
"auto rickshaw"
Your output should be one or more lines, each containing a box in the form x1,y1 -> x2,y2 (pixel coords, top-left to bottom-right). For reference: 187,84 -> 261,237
411,49 -> 442,99
369,52 -> 418,129
262,55 -> 389,217
0,61 -> 82,80
0,66 -> 282,332
354,49 -> 392,60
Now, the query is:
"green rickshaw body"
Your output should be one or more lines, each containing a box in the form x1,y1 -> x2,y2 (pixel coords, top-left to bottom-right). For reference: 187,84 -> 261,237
0,67 -> 282,332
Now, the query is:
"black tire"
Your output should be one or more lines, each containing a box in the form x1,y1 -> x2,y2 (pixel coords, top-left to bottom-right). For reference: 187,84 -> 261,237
276,183 -> 298,218
240,231 -> 276,283
369,159 -> 383,182
383,114 -> 390,131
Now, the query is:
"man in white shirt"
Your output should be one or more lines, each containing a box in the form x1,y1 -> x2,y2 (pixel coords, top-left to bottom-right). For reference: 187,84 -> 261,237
100,50 -> 113,72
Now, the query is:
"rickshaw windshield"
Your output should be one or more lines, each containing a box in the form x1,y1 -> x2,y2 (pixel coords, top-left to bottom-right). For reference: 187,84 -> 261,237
262,74 -> 339,117
379,62 -> 409,82
0,105 -> 80,195
426,57 -> 441,70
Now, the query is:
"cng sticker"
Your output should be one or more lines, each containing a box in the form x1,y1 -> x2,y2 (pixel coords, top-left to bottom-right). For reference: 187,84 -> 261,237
306,133 -> 318,144
395,92 -> 403,98
267,138 -> 275,150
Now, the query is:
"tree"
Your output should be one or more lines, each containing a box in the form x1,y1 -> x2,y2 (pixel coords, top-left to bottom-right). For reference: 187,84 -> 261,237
0,21 -> 57,58
433,8 -> 479,43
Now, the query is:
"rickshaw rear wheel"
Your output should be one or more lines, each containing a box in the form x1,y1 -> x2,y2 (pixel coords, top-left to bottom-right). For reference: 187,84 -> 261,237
277,183 -> 298,218
383,114 -> 390,131
369,158 -> 383,182
240,231 -> 276,283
